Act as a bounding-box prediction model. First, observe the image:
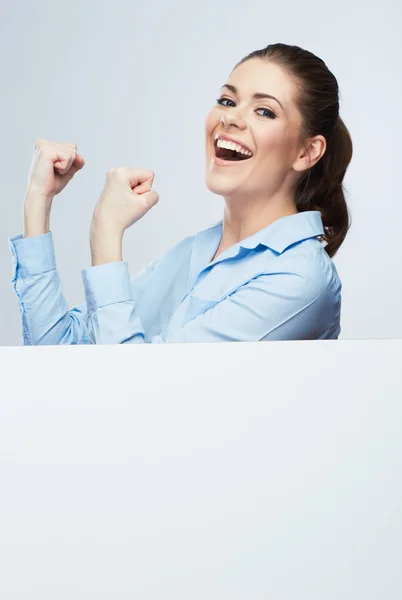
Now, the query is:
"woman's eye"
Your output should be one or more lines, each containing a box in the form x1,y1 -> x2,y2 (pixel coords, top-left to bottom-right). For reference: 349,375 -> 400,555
256,108 -> 276,119
216,98 -> 276,120
216,97 -> 235,107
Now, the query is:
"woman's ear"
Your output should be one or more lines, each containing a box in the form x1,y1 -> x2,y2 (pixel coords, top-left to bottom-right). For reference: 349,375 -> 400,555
292,135 -> 327,172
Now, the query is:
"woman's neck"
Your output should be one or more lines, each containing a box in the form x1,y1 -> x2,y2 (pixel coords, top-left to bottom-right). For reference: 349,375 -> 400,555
215,195 -> 298,258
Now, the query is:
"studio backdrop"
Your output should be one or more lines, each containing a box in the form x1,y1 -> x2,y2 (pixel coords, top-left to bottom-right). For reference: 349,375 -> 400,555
0,0 -> 401,344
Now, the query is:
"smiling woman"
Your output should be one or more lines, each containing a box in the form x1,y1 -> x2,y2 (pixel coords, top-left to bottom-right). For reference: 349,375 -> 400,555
9,43 -> 353,345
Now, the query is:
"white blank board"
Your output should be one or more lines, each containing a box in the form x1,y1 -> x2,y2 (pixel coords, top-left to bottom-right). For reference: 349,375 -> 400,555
0,339 -> 401,599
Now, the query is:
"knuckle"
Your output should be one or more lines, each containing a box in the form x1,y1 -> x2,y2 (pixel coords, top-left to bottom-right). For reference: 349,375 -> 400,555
61,143 -> 75,156
66,143 -> 77,154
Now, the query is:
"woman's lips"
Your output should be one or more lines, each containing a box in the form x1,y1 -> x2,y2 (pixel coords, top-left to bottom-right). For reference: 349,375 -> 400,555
211,142 -> 253,166
212,155 -> 249,166
214,133 -> 254,155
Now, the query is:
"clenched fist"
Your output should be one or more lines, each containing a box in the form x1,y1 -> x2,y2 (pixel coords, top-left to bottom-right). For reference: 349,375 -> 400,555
24,139 -> 85,238
28,139 -> 85,199
90,167 -> 159,266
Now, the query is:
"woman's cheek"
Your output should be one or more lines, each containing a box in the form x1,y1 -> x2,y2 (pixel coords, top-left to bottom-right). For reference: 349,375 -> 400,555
205,108 -> 220,133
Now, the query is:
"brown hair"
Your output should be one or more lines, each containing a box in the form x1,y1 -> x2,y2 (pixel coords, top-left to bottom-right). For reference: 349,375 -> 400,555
235,43 -> 353,258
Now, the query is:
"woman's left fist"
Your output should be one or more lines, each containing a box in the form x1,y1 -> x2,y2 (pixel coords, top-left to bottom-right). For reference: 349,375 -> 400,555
92,167 -> 159,237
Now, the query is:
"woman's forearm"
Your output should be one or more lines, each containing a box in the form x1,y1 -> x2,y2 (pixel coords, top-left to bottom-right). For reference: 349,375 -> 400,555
89,221 -> 123,266
23,186 -> 54,238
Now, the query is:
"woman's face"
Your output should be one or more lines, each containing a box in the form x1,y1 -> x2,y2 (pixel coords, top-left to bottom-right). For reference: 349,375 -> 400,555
204,58 -> 306,202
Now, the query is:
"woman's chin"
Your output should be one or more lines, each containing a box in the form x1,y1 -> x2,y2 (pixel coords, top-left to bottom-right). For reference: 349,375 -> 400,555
205,175 -> 236,197
205,168 -> 243,196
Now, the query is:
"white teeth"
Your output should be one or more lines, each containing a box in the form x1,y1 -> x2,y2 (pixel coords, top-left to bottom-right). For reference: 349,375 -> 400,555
216,138 -> 253,156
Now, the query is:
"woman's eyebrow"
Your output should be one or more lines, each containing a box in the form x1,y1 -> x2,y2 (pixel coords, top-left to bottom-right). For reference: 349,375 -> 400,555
221,84 -> 284,111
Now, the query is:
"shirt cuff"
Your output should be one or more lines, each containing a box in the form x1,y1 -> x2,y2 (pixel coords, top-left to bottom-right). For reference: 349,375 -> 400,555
9,232 -> 56,280
81,261 -> 133,311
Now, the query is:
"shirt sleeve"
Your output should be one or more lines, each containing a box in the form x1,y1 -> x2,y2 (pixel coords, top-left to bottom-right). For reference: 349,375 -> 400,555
9,233 -> 89,345
82,260 -> 336,344
9,233 -> 157,346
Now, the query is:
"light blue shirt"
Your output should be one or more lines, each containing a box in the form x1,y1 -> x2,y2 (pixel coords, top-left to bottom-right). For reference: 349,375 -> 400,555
9,210 -> 341,344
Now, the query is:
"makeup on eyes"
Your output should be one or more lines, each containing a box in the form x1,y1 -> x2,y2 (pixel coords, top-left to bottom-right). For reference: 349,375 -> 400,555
216,97 -> 277,120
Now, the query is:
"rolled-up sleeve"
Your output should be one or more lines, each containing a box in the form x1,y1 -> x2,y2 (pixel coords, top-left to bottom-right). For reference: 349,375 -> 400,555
82,261 -> 147,344
9,233 -> 88,345
10,232 -> 56,279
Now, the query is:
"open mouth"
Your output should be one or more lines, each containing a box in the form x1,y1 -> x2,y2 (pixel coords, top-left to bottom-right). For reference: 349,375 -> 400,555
213,138 -> 253,162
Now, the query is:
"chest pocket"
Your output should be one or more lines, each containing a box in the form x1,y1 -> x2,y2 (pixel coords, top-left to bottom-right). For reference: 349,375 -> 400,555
182,294 -> 219,327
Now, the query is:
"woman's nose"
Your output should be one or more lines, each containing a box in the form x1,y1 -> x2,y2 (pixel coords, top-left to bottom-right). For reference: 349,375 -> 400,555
221,109 -> 247,129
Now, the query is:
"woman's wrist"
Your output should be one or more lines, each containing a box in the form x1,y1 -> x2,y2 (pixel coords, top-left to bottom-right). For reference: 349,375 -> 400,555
23,188 -> 54,238
90,220 -> 123,266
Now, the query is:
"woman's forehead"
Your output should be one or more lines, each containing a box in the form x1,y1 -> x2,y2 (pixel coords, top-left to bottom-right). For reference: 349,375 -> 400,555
228,59 -> 296,104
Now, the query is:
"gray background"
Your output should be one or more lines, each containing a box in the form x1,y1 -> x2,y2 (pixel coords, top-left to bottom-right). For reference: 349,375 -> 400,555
1,0 -> 401,344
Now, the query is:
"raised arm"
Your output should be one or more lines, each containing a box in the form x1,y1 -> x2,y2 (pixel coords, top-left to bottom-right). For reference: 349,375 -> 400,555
11,144 -> 162,346
10,231 -> 158,345
11,139 -> 87,345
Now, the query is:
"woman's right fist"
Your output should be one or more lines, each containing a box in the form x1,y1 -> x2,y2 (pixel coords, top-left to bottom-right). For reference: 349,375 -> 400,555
27,139 -> 85,200
23,139 -> 85,238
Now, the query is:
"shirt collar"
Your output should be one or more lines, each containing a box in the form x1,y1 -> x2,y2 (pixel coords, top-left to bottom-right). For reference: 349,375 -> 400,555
206,210 -> 324,255
188,210 -> 325,290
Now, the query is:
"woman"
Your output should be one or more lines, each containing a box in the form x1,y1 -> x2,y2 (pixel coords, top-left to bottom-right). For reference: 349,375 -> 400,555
9,43 -> 352,345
